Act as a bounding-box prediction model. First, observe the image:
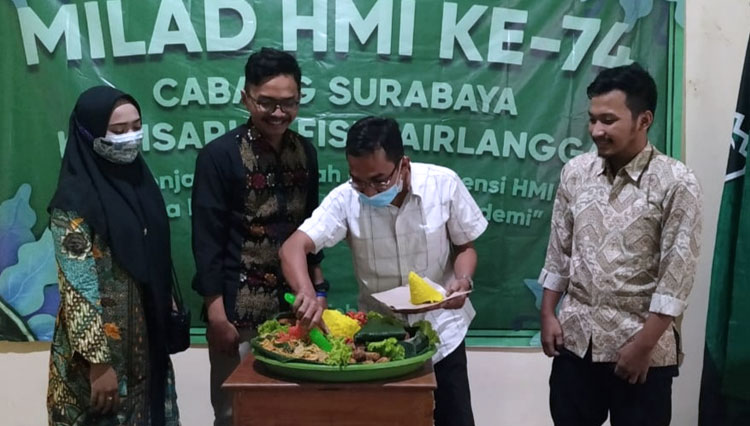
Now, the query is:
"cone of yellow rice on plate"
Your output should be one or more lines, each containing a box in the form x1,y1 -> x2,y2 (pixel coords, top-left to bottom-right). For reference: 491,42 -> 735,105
408,271 -> 444,304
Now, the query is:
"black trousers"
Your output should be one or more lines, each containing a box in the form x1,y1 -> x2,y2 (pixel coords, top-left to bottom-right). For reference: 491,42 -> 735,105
550,347 -> 677,426
434,341 -> 475,426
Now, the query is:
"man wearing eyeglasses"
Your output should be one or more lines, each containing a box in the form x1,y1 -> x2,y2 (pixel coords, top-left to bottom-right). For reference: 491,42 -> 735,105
191,47 -> 324,426
279,116 -> 487,426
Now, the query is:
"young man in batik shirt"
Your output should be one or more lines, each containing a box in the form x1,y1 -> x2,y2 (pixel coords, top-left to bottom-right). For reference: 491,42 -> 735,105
539,63 -> 702,426
191,48 -> 325,426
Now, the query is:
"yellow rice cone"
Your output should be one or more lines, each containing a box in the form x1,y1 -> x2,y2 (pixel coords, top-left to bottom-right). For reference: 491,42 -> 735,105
409,271 -> 444,304
322,309 -> 361,339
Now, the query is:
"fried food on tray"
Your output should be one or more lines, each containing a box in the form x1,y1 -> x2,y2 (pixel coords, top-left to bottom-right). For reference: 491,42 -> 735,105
259,335 -> 328,363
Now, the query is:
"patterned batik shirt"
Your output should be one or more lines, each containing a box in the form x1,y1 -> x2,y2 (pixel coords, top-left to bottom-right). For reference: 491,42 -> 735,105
538,144 -> 702,366
192,121 -> 321,328
47,209 -> 179,426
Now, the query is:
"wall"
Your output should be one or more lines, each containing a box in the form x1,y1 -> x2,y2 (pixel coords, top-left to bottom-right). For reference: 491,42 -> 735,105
2,2 -> 749,425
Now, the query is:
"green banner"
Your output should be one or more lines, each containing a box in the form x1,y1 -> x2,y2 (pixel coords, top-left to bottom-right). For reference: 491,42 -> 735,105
0,0 -> 681,342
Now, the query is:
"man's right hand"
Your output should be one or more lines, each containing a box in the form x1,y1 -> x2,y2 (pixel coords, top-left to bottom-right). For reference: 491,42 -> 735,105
541,313 -> 564,357
293,291 -> 325,330
89,363 -> 119,414
280,231 -> 326,330
207,318 -> 240,355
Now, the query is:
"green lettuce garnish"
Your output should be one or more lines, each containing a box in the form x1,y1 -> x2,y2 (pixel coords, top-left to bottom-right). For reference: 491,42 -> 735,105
258,319 -> 289,337
414,320 -> 440,347
366,311 -> 384,321
324,337 -> 353,367
367,337 -> 406,361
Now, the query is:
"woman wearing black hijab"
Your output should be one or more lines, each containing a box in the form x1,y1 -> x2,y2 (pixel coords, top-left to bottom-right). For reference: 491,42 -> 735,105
47,86 -> 179,425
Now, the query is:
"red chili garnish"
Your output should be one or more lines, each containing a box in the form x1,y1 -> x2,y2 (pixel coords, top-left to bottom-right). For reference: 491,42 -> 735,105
346,311 -> 368,326
288,324 -> 306,339
275,332 -> 292,343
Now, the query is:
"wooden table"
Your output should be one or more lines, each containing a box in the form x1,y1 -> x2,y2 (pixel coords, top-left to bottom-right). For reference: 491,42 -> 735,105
223,353 -> 437,426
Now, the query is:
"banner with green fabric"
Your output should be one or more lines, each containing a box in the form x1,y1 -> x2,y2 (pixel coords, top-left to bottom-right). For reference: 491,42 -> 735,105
699,35 -> 750,426
0,0 -> 682,344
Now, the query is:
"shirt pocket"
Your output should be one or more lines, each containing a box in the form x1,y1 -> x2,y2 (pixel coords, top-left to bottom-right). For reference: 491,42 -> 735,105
349,227 -> 404,282
419,225 -> 448,274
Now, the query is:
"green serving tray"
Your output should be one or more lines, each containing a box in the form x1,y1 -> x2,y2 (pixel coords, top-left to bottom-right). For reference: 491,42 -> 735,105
250,337 -> 436,382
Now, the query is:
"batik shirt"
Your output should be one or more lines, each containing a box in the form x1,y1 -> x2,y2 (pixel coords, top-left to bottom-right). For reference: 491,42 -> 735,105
47,209 -> 179,426
539,144 -> 702,366
192,121 -> 321,328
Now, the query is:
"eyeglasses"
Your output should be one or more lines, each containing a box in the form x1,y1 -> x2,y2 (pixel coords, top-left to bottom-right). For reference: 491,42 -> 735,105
248,95 -> 300,113
348,160 -> 402,192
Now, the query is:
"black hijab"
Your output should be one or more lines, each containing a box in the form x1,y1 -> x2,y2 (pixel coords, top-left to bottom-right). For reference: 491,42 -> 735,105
48,86 -> 171,424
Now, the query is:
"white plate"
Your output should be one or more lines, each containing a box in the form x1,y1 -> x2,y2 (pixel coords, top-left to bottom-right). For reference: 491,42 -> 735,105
371,277 -> 472,314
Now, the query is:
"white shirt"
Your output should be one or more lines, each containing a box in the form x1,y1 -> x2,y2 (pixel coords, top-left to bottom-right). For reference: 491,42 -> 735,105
299,162 -> 488,362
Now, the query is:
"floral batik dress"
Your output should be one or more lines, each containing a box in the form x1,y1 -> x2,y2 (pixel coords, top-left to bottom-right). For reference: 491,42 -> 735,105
47,209 -> 180,425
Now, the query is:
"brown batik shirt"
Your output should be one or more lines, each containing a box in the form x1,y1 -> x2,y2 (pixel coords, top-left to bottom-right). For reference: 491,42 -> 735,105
539,144 -> 702,366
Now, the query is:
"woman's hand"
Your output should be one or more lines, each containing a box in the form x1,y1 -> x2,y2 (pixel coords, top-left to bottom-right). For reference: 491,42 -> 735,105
89,363 -> 119,414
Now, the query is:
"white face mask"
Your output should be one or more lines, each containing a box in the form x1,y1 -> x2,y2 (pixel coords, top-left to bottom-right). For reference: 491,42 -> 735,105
93,129 -> 143,164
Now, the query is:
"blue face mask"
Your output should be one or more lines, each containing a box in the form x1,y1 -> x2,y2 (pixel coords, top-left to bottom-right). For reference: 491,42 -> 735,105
358,176 -> 403,207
